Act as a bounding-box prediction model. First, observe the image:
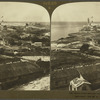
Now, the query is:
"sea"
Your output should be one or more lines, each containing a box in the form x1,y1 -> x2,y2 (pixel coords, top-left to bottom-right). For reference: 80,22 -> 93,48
51,22 -> 87,41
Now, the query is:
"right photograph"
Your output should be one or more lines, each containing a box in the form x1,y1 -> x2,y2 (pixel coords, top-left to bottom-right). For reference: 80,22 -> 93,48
51,2 -> 100,91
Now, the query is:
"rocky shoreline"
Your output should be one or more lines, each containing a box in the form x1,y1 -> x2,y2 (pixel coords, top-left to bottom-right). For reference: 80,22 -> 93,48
51,22 -> 100,90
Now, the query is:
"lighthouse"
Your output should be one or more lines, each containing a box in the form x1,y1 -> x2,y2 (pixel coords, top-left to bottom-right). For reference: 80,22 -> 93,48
87,16 -> 94,26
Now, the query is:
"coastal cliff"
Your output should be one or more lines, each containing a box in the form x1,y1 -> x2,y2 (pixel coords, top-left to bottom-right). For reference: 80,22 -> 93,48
51,22 -> 100,90
0,60 -> 49,90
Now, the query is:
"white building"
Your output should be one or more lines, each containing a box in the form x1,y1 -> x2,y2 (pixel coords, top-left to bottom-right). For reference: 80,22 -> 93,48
69,74 -> 91,91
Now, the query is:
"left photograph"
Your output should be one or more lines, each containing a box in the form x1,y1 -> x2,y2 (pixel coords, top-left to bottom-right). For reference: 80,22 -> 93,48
0,2 -> 50,90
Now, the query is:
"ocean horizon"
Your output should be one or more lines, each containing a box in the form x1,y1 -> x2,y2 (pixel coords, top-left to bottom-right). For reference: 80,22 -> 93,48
51,21 -> 100,41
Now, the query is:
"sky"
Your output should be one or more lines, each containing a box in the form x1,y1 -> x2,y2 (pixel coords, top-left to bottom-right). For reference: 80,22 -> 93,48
52,2 -> 100,22
0,2 -> 49,22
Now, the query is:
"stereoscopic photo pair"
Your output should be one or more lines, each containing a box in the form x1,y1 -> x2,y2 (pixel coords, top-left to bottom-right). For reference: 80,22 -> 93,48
0,2 -> 100,91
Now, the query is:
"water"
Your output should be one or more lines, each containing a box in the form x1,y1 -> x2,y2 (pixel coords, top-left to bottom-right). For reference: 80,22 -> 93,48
51,22 -> 87,41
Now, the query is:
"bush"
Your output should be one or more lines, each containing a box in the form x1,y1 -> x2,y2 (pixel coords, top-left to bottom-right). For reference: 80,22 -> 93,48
80,44 -> 89,53
0,48 -> 4,54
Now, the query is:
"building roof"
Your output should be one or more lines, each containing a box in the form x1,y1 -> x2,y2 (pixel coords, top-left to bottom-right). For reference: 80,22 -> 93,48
0,61 -> 40,80
70,75 -> 91,88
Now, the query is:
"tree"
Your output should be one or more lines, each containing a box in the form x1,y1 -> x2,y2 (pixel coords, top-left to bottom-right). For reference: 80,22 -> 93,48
31,36 -> 41,42
80,44 -> 89,53
7,38 -> 15,45
0,48 -> 4,54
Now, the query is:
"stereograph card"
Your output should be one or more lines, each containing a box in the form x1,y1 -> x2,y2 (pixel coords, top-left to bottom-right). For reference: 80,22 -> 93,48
0,0 -> 99,99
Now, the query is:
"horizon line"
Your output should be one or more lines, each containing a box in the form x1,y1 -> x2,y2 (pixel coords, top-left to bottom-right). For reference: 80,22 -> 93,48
0,21 -> 50,23
52,21 -> 100,22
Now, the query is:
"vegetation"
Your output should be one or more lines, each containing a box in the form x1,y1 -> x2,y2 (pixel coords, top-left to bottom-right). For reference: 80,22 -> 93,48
0,22 -> 50,56
51,50 -> 97,70
80,44 -> 89,53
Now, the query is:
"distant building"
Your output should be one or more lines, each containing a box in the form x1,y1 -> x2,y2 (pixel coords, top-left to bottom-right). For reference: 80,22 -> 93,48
7,27 -> 15,32
0,23 -> 15,32
44,32 -> 50,37
31,42 -> 42,47
20,33 -> 30,39
57,43 -> 67,48
14,51 -> 18,55
20,46 -> 30,51
69,74 -> 91,91
80,17 -> 100,33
